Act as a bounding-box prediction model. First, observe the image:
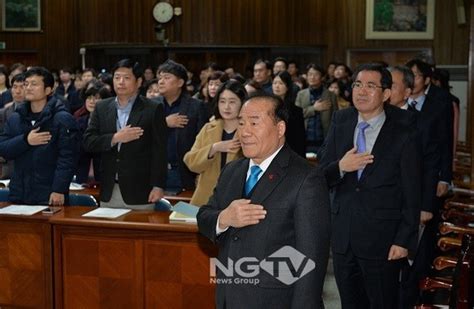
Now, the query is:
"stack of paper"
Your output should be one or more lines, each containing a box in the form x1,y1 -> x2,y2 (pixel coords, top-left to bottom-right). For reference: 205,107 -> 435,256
82,208 -> 131,219
0,205 -> 48,215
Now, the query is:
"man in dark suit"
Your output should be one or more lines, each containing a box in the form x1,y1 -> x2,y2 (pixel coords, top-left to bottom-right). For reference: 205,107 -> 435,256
83,59 -> 167,209
389,65 -> 438,224
318,63 -> 421,309
197,93 -> 330,309
406,59 -> 453,199
155,60 -> 207,192
389,65 -> 440,308
400,59 -> 454,307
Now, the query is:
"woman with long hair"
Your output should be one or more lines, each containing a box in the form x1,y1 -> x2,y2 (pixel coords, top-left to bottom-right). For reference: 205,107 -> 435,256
184,80 -> 246,206
272,70 -> 306,157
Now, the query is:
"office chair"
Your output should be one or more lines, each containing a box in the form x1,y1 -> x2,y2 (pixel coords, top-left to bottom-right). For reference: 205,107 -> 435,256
0,188 -> 9,202
155,198 -> 172,211
68,194 -> 98,206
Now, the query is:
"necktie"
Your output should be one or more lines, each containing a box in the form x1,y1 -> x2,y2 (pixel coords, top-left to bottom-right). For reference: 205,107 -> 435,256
356,122 -> 370,180
245,165 -> 262,196
409,100 -> 418,111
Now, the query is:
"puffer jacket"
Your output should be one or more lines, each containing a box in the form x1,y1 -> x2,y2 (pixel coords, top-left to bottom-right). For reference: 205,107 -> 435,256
0,98 -> 79,204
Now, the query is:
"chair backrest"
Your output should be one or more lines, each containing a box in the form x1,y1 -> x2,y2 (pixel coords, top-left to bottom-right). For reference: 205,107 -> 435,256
155,198 -> 172,211
0,188 -> 9,202
68,194 -> 98,207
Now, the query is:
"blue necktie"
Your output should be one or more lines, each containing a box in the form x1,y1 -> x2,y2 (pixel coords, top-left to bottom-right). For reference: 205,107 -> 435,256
356,122 -> 370,180
245,165 -> 262,196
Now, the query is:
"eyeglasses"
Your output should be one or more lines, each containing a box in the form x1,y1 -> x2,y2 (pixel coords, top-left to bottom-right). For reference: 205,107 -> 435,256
351,81 -> 383,92
86,95 -> 100,101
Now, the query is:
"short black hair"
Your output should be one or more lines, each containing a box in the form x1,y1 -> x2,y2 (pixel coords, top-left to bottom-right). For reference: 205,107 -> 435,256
254,59 -> 272,71
82,67 -> 97,77
158,59 -> 188,90
143,78 -> 158,93
25,66 -> 55,89
11,73 -> 25,84
112,59 -> 142,80
82,80 -> 112,101
335,63 -> 353,76
352,63 -> 392,90
245,92 -> 289,126
60,67 -> 73,74
405,58 -> 433,79
206,62 -> 220,71
207,71 -> 230,84
306,63 -> 326,76
9,63 -> 26,74
230,73 -> 246,85
390,65 -> 414,90
214,80 -> 248,119
432,68 -> 451,90
273,57 -> 288,69
288,60 -> 298,67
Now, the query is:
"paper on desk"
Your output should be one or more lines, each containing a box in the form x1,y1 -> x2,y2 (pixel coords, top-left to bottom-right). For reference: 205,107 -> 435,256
82,207 -> 131,219
169,201 -> 199,223
0,205 -> 48,215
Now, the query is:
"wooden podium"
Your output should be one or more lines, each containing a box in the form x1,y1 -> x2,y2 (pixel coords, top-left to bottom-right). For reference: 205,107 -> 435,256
0,206 -> 216,309
0,209 -> 53,308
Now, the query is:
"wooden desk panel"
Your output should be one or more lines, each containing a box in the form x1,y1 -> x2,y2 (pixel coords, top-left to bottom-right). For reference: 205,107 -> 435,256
52,207 -> 216,309
0,209 -> 53,308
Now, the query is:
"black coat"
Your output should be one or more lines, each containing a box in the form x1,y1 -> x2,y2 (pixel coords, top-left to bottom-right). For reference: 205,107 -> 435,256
318,105 -> 421,259
198,146 -> 330,309
83,95 -> 167,204
424,84 -> 454,184
155,94 -> 208,190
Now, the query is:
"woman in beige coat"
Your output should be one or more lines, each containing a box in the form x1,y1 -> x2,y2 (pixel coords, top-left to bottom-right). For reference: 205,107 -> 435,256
184,80 -> 247,206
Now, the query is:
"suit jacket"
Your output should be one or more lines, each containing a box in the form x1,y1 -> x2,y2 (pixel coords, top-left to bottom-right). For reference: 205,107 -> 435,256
197,145 -> 330,309
155,94 -> 208,189
183,119 -> 242,206
294,88 -> 337,137
318,104 -> 421,259
424,84 -> 454,184
401,106 -> 439,213
83,95 -> 167,204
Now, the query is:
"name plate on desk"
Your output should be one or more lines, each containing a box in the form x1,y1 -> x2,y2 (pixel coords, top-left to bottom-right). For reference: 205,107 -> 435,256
82,207 -> 131,219
0,205 -> 48,215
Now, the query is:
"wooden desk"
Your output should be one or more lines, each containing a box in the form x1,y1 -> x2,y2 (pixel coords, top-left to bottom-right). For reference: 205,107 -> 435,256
0,204 -> 53,308
50,207 -> 216,309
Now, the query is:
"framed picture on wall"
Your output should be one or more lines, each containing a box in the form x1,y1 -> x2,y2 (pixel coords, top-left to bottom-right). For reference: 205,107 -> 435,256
365,0 -> 435,39
1,0 -> 41,32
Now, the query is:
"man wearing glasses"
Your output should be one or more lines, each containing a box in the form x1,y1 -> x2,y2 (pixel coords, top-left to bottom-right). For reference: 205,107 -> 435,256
318,63 -> 421,309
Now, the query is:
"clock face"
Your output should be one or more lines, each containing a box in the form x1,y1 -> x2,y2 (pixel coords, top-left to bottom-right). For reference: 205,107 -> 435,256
153,2 -> 173,23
